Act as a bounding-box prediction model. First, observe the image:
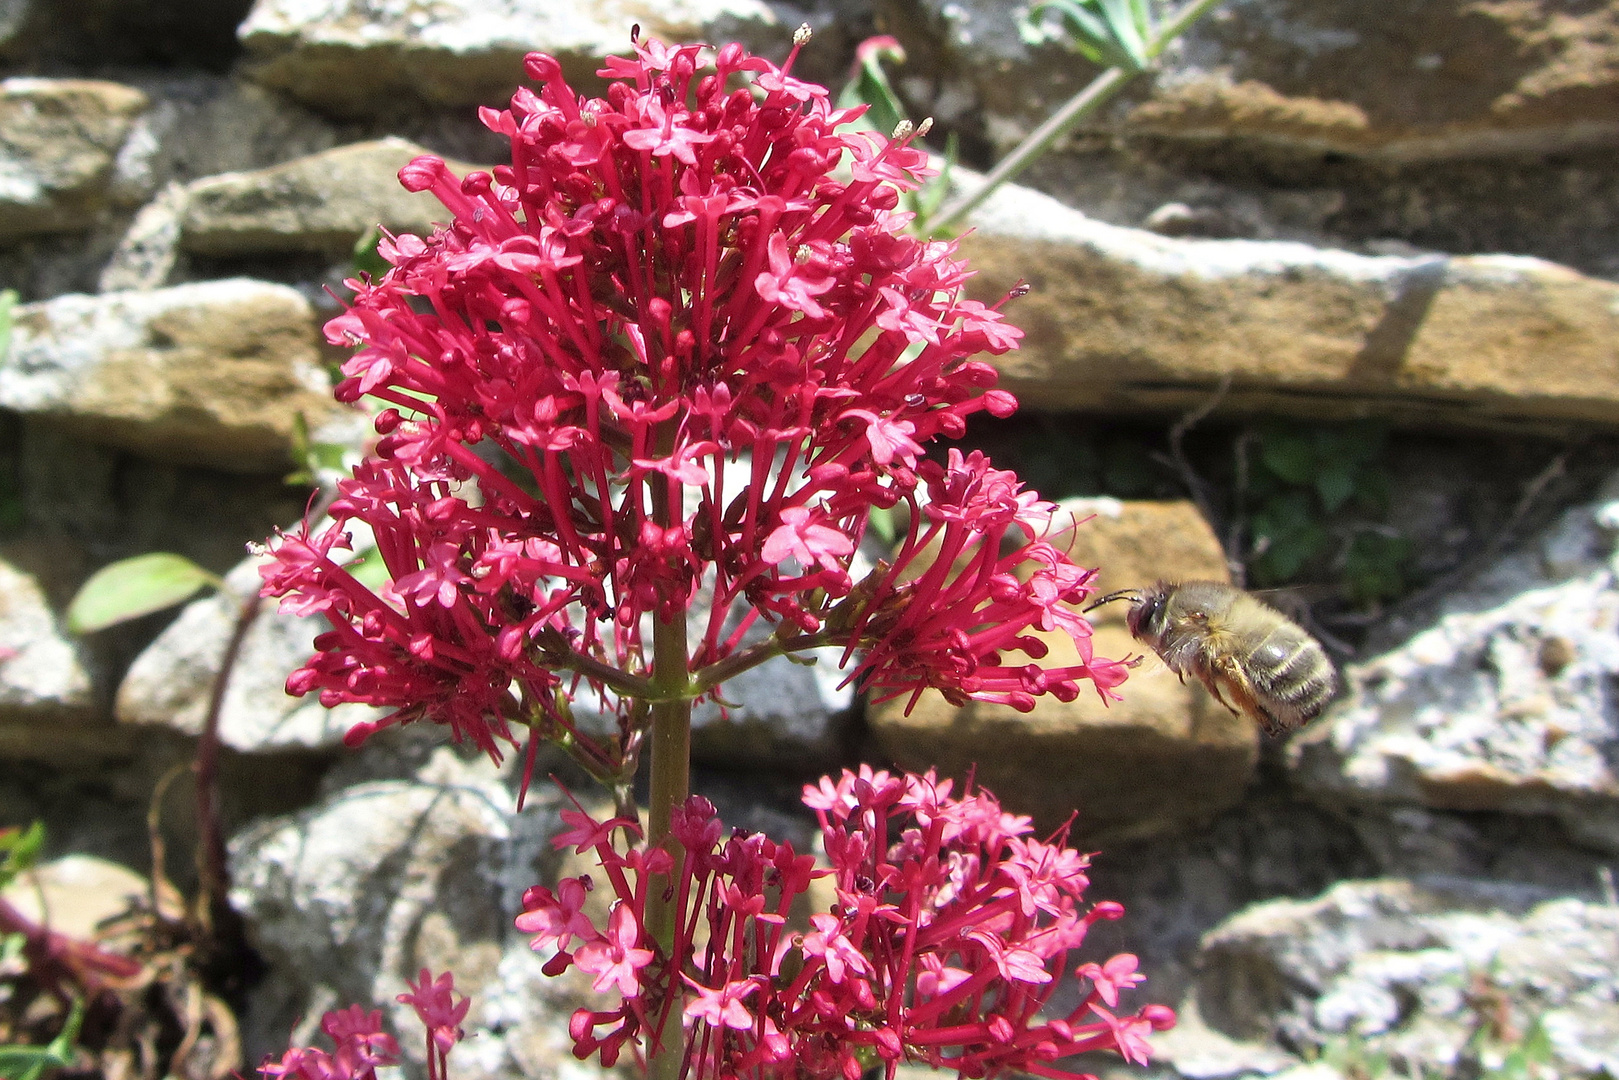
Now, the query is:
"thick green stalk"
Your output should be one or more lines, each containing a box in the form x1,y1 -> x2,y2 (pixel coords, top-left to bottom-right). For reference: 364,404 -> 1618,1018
644,421 -> 692,1080
644,613 -> 691,1080
928,0 -> 1227,234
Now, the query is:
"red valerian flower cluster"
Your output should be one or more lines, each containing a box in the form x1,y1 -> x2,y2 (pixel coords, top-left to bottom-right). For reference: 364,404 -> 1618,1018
259,974 -> 467,1080
257,31 -> 1131,784
518,769 -> 1173,1080
258,1006 -> 401,1080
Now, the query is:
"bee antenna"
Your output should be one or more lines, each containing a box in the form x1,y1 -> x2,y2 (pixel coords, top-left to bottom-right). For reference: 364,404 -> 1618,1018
1083,588 -> 1139,613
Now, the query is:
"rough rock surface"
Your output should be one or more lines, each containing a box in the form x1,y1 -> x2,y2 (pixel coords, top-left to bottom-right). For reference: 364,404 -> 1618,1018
1,279 -> 348,471
0,853 -> 149,941
690,638 -> 854,767
237,0 -> 785,118
0,78 -> 149,239
958,174 -> 1619,431
870,497 -> 1254,843
919,0 -> 1619,163
1292,475 -> 1619,854
1160,878 -> 1619,1079
1051,495 -> 1236,597
181,138 -> 472,258
1135,0 -> 1619,162
117,554 -> 382,753
0,553 -> 93,722
229,752 -> 612,1080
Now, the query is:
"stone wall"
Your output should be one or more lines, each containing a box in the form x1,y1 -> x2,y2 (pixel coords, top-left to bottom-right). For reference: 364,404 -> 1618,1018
0,1 -> 1616,1078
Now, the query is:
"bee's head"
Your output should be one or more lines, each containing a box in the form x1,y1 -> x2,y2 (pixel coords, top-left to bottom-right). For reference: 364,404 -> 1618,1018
1084,582 -> 1173,640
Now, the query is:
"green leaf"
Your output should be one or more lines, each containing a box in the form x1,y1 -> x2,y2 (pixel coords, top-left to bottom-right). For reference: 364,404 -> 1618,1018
1318,421 -> 1386,465
1099,0 -> 1151,70
1344,531 -> 1411,605
66,553 -> 223,633
836,37 -> 908,139
1250,493 -> 1327,583
0,821 -> 44,889
0,288 -> 16,363
1024,0 -> 1153,70
866,504 -> 898,546
1314,460 -> 1357,512
0,998 -> 83,1080
1022,0 -> 1111,66
1258,428 -> 1317,485
351,225 -> 392,280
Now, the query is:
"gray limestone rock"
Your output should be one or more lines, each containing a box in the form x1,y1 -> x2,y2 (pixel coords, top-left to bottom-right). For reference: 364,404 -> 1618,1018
230,757 -> 614,1080
2,279 -> 348,472
0,78 -> 149,239
0,553 -> 93,720
116,554 -> 383,753
180,138 -> 469,259
1291,475 -> 1619,854
237,0 -> 786,118
915,0 -> 1619,163
1162,878 -> 1619,1079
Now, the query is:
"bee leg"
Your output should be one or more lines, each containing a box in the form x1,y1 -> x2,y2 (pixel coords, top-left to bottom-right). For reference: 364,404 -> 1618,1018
1209,654 -> 1270,730
1196,669 -> 1240,716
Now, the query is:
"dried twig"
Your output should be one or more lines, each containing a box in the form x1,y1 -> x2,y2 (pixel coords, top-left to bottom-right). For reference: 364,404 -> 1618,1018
1153,374 -> 1237,575
1381,446 -> 1573,622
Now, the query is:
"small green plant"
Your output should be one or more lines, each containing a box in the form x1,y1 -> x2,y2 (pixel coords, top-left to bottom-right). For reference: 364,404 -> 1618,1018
0,821 -> 43,890
835,38 -> 960,232
1245,421 -> 1410,605
1315,1028 -> 1393,1080
0,997 -> 85,1080
1022,0 -> 1155,72
926,0 -> 1227,233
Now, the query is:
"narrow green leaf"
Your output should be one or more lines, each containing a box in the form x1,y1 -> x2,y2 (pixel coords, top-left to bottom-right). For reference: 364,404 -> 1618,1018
866,505 -> 898,546
0,288 -> 16,364
1100,0 -> 1150,69
0,821 -> 44,889
351,225 -> 391,279
66,553 -> 223,633
836,38 -> 908,140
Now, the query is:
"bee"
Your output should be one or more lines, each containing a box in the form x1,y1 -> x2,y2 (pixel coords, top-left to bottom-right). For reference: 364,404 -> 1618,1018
1086,580 -> 1336,736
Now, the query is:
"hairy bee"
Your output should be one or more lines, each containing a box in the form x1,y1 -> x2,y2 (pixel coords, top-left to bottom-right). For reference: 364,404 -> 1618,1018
1087,580 -> 1336,736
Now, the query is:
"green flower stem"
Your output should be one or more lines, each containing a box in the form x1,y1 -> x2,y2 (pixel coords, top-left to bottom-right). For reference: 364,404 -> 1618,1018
690,630 -> 840,695
645,610 -> 690,1080
554,646 -> 659,702
646,417 -> 692,1080
928,0 -> 1226,234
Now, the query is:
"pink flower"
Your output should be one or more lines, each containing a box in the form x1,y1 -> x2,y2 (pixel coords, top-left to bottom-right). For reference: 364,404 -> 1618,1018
515,876 -> 597,952
574,904 -> 654,998
398,969 -> 469,1080
525,773 -> 1171,1079
259,1006 -> 399,1080
1078,953 -> 1145,1007
762,507 -> 857,574
683,976 -> 760,1030
258,32 -> 1127,802
799,913 -> 872,984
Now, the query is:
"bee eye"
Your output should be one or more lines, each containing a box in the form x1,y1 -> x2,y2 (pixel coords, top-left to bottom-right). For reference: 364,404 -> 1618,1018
1137,593 -> 1166,629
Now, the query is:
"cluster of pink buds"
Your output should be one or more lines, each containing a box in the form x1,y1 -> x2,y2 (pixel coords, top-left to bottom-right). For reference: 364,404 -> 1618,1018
256,29 -> 1131,795
260,972 -> 467,1080
258,1006 -> 399,1080
518,769 -> 1173,1080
